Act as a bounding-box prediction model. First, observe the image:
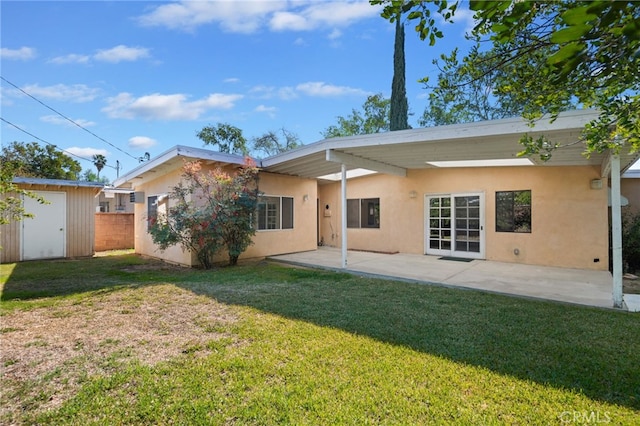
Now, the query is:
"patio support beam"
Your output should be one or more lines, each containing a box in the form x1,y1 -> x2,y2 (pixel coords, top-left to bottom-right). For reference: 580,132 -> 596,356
341,163 -> 347,269
326,149 -> 407,177
601,151 -> 612,178
610,152 -> 624,308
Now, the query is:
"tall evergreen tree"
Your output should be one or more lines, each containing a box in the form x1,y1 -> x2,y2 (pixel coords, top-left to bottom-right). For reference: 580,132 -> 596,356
390,12 -> 409,131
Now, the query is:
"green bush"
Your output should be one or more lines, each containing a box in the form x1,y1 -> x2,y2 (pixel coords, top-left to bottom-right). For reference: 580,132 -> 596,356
622,210 -> 640,273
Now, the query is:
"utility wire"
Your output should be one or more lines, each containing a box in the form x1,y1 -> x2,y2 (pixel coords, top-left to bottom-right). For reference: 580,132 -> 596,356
0,75 -> 139,162
0,116 -> 118,171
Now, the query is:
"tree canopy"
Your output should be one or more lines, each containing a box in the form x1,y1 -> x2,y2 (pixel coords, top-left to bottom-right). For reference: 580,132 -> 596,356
196,123 -> 249,155
322,93 -> 391,138
0,141 -> 82,180
81,169 -> 110,184
252,128 -> 302,157
0,162 -> 47,226
373,0 -> 640,156
419,43 -> 576,127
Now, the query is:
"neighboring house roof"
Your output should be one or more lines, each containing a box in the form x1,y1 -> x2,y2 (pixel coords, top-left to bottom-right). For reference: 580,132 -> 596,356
114,110 -> 639,187
13,177 -> 105,190
102,187 -> 136,195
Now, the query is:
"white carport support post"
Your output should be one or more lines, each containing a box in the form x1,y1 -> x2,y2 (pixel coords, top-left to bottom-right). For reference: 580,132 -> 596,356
610,153 -> 624,308
341,163 -> 347,268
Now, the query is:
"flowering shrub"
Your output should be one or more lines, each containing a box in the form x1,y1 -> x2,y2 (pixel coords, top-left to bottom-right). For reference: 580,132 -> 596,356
148,158 -> 259,268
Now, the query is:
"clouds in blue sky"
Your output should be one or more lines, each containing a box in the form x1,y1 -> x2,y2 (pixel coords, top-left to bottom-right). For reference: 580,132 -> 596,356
1,1 -> 478,180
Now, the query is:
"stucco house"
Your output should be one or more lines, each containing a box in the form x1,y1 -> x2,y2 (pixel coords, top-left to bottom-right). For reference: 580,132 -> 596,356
1,178 -> 104,263
113,110 -> 636,305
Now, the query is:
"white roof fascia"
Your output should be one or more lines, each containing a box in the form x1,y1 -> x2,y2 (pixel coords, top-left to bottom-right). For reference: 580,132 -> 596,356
262,109 -> 601,168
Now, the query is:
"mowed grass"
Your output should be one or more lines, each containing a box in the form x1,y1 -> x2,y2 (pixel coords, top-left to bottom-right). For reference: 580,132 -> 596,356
1,253 -> 639,425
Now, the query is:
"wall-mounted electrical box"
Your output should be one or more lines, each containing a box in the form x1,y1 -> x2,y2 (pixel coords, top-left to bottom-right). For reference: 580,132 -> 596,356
129,192 -> 145,203
324,204 -> 332,217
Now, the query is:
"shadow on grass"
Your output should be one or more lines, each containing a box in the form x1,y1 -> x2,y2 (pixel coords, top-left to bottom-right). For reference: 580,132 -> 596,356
2,256 -> 639,410
183,264 -> 640,412
0,254 -> 185,302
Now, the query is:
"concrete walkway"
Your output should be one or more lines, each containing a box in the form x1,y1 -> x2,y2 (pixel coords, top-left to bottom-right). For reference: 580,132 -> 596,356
268,247 -> 639,312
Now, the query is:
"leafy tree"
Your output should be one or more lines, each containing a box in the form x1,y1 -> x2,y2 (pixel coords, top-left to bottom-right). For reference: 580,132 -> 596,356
372,0 -> 640,157
81,169 -> 110,184
197,123 -> 249,155
390,12 -> 410,131
0,160 -> 47,226
148,159 -> 260,268
372,0 -> 456,46
420,48 -> 487,127
322,93 -> 391,138
252,128 -> 302,157
420,45 -> 573,127
0,141 -> 81,180
92,154 -> 107,179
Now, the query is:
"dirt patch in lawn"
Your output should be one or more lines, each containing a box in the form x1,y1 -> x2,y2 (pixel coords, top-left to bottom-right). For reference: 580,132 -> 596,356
0,284 -> 238,423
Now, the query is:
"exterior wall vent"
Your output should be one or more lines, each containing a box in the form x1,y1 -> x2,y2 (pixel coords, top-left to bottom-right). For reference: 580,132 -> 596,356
130,192 -> 145,203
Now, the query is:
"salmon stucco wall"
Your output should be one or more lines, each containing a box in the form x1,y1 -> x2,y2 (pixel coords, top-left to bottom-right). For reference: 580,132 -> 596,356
131,166 -> 317,267
318,165 -> 608,270
245,172 -> 317,259
133,167 -> 193,266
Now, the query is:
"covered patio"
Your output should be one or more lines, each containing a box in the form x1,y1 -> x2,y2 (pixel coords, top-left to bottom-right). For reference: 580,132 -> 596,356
261,110 -> 638,310
269,247 -> 640,311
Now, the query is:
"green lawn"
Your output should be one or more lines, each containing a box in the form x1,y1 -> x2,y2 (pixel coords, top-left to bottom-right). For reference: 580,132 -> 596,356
1,253 -> 639,424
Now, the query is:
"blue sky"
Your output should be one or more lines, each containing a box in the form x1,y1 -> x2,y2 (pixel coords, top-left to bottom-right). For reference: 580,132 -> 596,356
1,0 -> 477,182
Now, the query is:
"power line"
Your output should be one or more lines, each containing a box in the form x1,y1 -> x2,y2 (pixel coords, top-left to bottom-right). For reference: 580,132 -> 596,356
0,75 -> 139,162
0,116 -> 118,171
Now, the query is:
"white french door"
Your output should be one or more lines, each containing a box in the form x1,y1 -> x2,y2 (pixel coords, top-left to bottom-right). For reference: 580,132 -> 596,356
425,193 -> 485,259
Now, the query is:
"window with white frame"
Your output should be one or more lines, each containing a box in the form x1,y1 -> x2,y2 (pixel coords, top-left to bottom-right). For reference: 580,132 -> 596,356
147,195 -> 168,230
347,198 -> 380,229
257,196 -> 293,230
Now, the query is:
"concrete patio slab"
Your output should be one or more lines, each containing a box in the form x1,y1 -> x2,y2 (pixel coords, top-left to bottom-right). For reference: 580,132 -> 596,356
268,247 -> 633,311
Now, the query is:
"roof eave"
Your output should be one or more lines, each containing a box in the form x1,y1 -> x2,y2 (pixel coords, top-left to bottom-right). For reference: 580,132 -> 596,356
113,145 -> 248,188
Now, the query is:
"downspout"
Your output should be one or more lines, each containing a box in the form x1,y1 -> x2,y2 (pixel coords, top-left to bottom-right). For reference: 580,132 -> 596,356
610,153 -> 624,308
341,163 -> 347,268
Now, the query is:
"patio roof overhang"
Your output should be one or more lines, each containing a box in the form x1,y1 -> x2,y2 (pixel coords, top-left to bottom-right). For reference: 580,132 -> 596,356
261,109 -> 638,181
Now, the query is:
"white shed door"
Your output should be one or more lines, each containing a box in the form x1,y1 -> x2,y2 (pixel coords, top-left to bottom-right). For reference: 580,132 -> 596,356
22,191 -> 66,260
